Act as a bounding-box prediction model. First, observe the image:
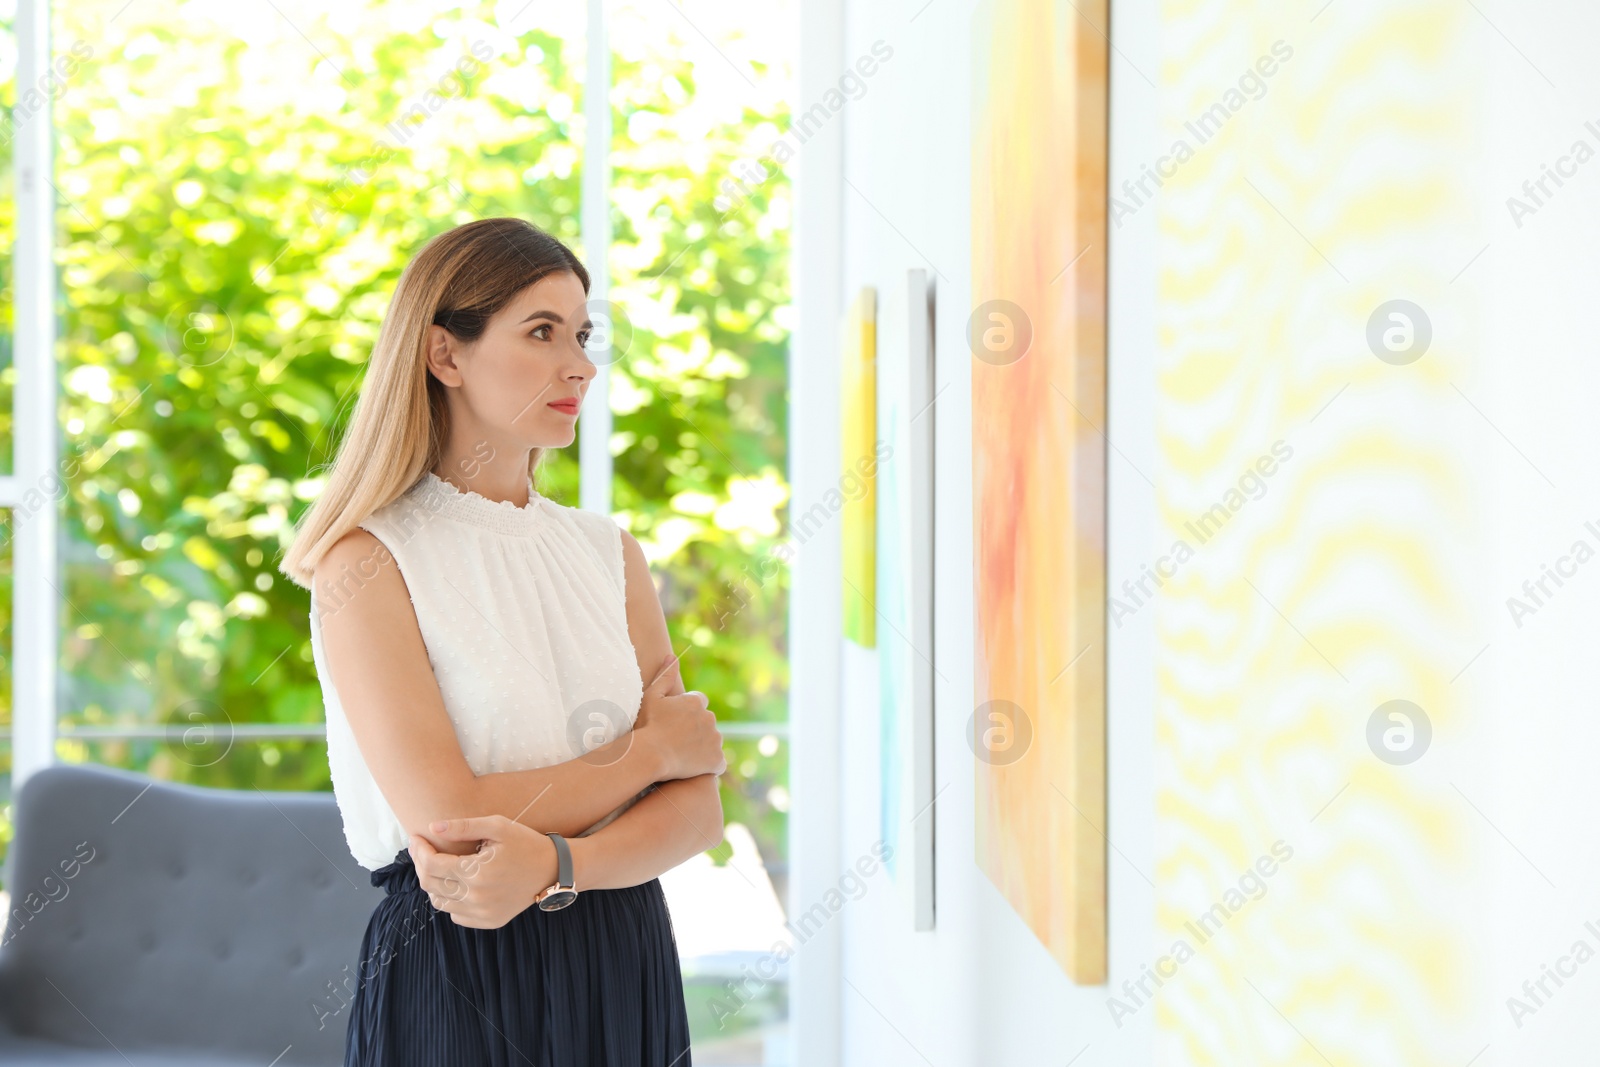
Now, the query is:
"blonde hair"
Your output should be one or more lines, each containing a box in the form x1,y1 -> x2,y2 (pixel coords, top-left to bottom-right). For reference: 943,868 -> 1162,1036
280,217 -> 590,591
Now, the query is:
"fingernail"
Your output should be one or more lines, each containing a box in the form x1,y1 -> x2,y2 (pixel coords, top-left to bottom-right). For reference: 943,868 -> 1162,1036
430,820 -> 447,832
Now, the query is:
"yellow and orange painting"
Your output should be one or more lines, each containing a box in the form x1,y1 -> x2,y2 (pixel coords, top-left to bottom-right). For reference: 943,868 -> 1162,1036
970,0 -> 1108,982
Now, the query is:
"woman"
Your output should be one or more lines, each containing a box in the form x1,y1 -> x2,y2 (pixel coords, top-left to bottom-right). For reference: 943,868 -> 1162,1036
281,217 -> 726,1065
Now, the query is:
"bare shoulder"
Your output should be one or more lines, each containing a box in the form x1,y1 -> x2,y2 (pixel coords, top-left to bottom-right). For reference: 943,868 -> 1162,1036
617,526 -> 675,689
618,526 -> 643,559
311,526 -> 412,624
617,528 -> 654,597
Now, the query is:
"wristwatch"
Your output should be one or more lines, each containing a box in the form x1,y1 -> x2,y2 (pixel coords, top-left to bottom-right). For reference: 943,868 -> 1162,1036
535,832 -> 578,912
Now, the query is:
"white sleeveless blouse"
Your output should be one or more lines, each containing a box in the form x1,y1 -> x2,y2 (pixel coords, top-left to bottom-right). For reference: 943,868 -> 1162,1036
307,470 -> 646,870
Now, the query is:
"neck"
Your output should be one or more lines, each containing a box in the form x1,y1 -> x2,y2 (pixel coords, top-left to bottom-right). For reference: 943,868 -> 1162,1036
431,441 -> 535,507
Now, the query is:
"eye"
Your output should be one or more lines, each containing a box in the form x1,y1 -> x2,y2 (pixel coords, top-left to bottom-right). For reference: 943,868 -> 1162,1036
530,323 -> 553,341
576,328 -> 591,349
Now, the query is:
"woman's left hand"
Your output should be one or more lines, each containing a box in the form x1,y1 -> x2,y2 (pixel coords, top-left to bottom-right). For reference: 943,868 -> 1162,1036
409,815 -> 558,929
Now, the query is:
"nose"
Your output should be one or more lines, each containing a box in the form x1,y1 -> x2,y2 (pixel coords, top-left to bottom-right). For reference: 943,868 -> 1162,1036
563,349 -> 595,394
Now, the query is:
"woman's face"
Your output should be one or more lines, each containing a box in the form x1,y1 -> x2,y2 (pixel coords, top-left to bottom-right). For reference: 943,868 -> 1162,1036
426,269 -> 595,450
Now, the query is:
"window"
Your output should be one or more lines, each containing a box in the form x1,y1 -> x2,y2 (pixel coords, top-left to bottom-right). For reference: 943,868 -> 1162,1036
5,0 -> 794,1060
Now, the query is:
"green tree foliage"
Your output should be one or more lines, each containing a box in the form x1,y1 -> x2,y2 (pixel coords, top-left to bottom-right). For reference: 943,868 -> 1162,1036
0,0 -> 791,882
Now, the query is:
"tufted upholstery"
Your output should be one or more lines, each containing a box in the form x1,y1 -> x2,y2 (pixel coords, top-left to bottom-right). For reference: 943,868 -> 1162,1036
0,763 -> 384,1065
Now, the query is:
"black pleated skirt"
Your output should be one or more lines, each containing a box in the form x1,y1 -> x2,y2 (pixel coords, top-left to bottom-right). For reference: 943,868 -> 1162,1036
343,849 -> 694,1067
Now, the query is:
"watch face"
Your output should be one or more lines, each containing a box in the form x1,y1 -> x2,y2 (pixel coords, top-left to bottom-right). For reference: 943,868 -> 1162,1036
537,888 -> 578,912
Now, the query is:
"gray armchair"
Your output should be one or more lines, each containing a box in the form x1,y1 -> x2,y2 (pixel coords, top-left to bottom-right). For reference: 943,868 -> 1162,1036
0,762 -> 383,1065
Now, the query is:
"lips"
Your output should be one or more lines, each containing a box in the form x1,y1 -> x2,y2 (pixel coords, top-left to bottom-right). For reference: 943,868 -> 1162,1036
548,397 -> 580,414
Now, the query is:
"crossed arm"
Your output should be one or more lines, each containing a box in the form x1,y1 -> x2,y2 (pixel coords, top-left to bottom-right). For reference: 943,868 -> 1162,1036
314,523 -> 724,902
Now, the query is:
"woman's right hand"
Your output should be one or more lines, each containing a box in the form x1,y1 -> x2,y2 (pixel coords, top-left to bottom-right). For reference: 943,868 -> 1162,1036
634,652 -> 727,781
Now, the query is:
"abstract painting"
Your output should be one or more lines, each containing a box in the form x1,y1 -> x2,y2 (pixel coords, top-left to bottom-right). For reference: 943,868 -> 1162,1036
841,287 -> 877,648
970,0 -> 1108,982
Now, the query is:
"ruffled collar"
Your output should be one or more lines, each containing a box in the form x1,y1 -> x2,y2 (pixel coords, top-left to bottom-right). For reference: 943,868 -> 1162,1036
407,470 -> 549,536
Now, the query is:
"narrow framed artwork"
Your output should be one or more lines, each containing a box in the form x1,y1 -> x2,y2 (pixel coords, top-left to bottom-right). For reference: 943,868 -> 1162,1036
841,286 -> 878,648
970,0 -> 1109,982
877,269 -> 937,929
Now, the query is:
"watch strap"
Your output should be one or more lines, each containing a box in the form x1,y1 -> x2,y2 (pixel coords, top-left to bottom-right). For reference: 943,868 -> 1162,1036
546,832 -> 573,889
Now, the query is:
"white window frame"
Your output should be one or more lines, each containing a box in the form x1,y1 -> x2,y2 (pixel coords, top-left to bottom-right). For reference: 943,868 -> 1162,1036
8,0 -> 59,791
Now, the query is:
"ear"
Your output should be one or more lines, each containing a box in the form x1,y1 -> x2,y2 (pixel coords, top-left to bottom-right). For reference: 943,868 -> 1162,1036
425,324 -> 464,387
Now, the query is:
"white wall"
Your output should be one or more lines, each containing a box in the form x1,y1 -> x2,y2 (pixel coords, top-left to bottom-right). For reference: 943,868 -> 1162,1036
1477,2 -> 1600,1059
1143,2 -> 1600,1061
795,2 -> 1600,1063
807,2 -> 1160,1064
787,2 -> 846,1064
